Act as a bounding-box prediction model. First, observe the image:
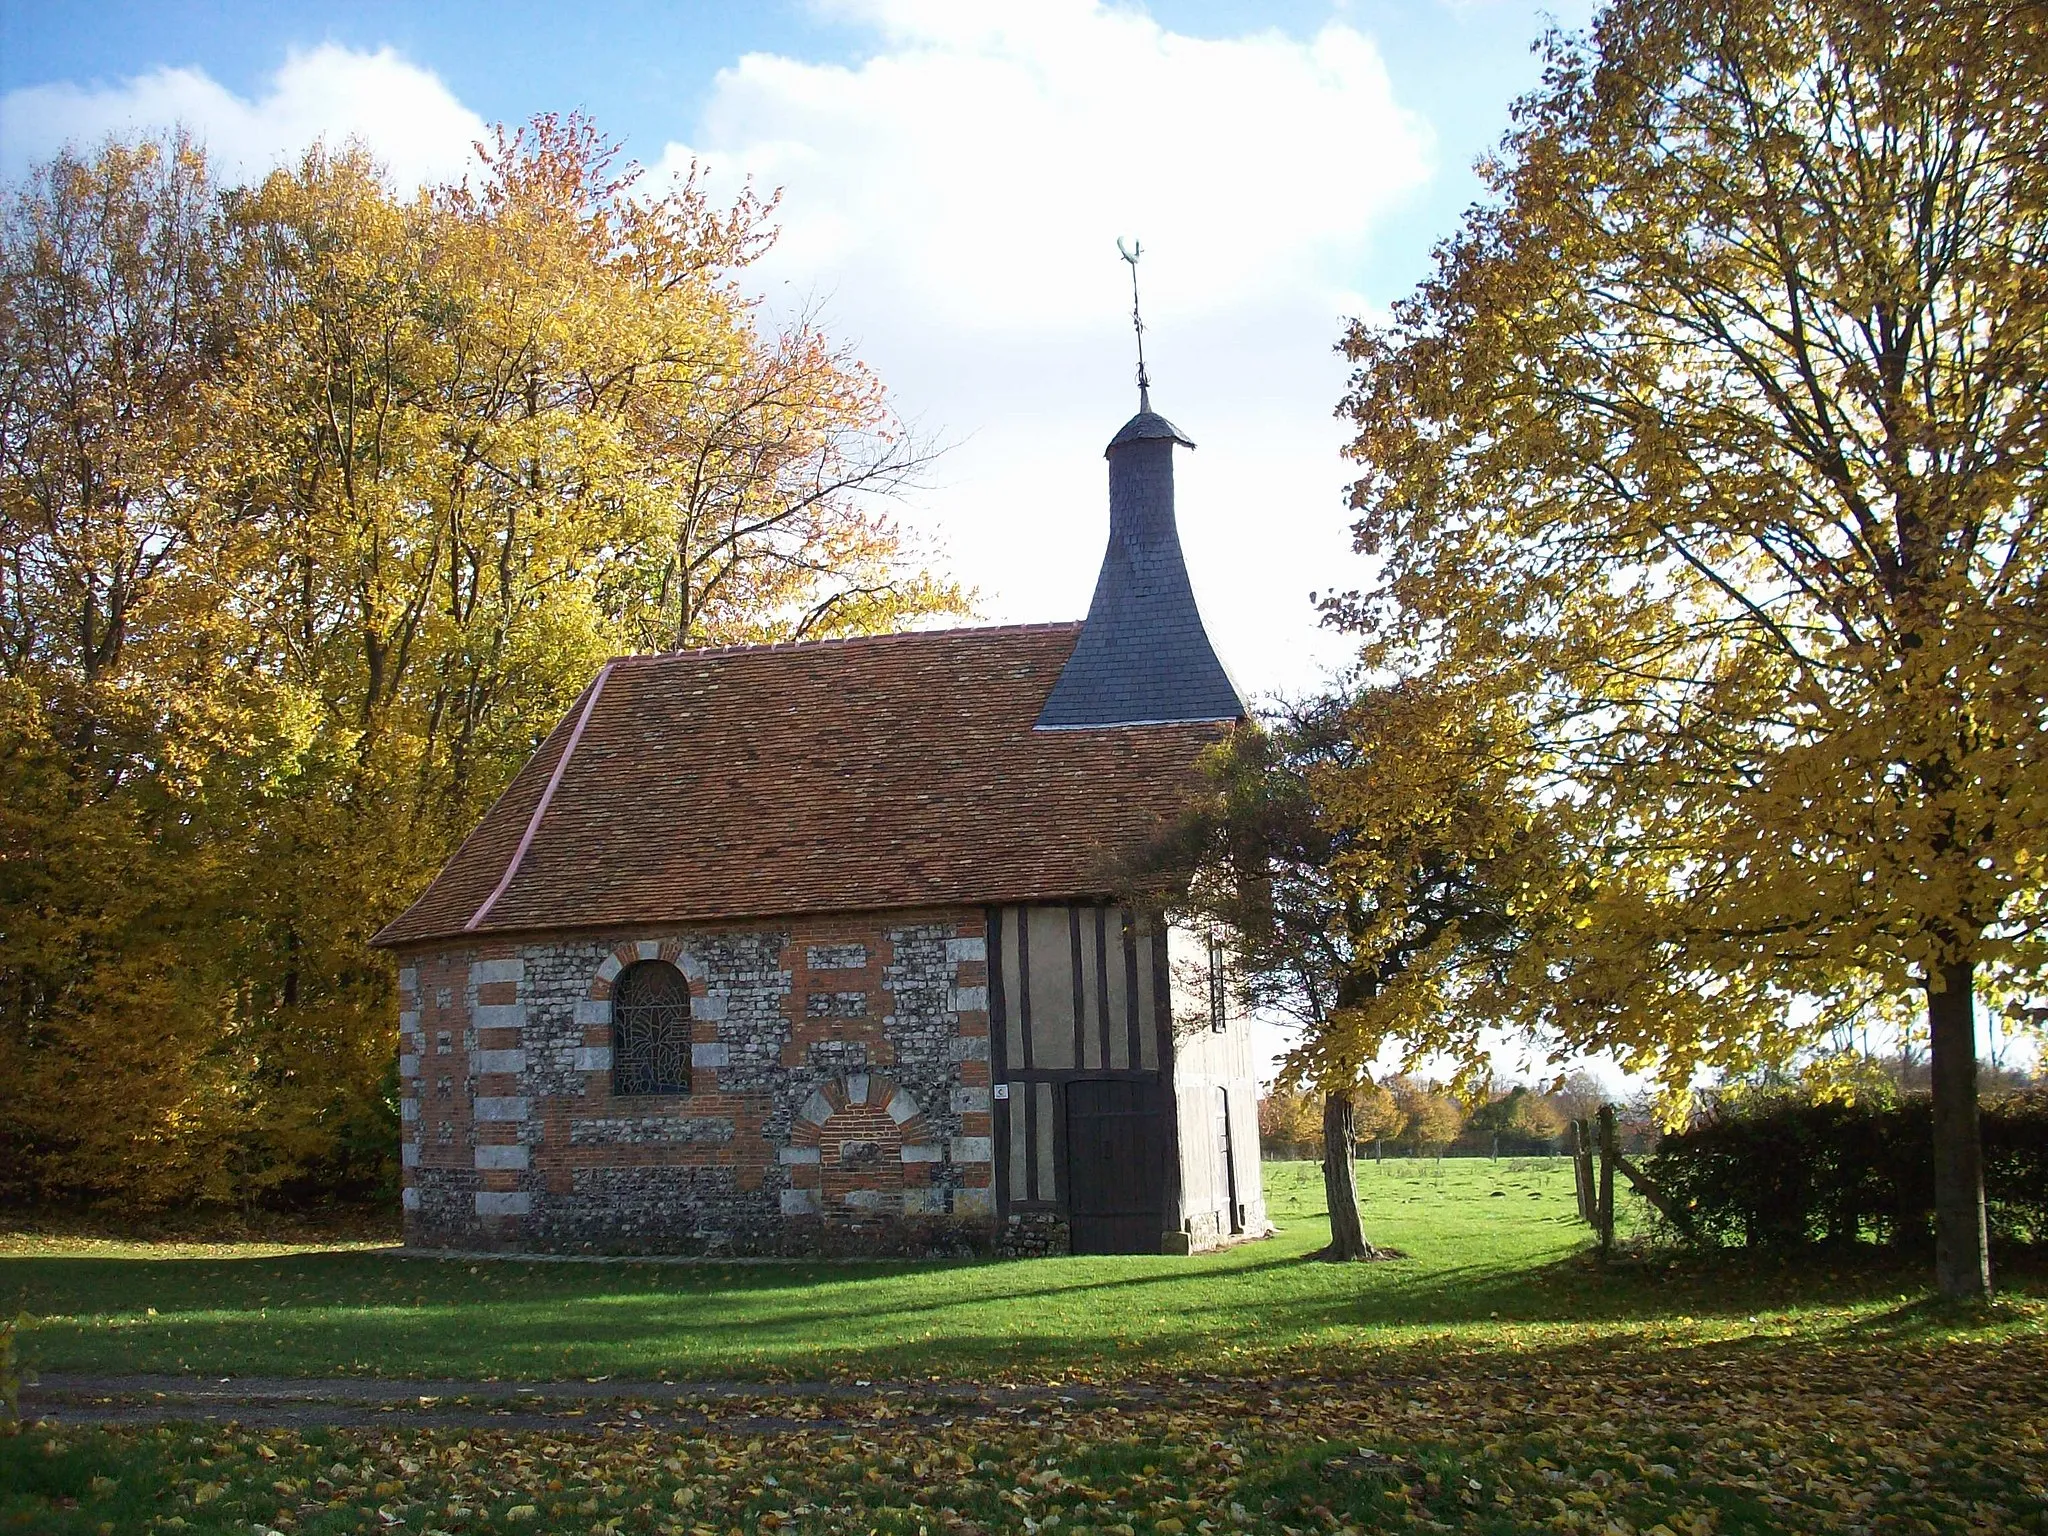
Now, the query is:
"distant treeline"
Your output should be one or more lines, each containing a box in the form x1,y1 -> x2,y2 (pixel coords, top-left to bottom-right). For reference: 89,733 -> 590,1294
1258,1054 -> 2046,1165
1257,1075 -> 1613,1160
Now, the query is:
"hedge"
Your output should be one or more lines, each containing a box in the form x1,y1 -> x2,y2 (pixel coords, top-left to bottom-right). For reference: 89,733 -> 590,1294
1644,1090 -> 2048,1250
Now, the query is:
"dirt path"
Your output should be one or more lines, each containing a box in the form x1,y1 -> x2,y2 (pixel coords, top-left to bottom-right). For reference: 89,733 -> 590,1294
21,1372 -> 1165,1435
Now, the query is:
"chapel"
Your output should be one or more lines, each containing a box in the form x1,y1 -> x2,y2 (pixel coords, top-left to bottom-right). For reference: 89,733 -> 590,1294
372,377 -> 1268,1258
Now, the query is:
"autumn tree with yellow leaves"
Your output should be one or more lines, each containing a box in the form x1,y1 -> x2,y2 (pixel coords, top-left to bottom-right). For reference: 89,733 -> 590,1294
1136,685 -> 1532,1259
0,121 -> 965,1210
1393,1083 -> 1466,1157
1254,1081 -> 1323,1152
1351,1079 -> 1408,1158
1339,0 -> 2047,1297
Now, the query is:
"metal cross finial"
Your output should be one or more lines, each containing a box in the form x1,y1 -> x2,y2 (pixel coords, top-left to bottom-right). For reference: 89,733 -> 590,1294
1117,236 -> 1151,411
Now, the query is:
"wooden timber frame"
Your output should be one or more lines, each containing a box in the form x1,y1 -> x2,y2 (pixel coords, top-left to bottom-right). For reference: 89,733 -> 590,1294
986,903 -> 1183,1253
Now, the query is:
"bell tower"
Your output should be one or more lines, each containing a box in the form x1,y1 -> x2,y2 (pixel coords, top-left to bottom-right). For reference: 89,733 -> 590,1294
1035,243 -> 1245,729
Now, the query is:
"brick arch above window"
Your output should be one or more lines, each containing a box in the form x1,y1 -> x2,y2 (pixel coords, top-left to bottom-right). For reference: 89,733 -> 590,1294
587,938 -> 688,1001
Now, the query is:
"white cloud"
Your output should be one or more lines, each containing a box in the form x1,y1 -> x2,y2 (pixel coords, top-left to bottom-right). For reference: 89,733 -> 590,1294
0,44 -> 486,191
657,0 -> 1434,698
671,0 -> 1429,331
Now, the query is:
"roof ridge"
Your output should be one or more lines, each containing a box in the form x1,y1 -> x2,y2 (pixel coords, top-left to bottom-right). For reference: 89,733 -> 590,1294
622,621 -> 1084,664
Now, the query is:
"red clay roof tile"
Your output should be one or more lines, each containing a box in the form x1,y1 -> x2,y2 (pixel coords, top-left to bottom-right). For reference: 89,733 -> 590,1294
372,624 -> 1230,947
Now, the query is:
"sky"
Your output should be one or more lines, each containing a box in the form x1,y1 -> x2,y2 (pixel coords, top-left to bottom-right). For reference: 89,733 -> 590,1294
1,0 -> 1627,1088
0,0 -> 1596,708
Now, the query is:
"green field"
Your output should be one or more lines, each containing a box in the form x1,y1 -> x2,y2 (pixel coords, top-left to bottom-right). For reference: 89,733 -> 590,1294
2,1156 -> 2005,1383
4,1159 -> 2045,1534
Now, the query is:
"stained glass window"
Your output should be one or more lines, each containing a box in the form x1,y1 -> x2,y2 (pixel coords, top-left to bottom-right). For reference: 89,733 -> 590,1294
611,960 -> 691,1096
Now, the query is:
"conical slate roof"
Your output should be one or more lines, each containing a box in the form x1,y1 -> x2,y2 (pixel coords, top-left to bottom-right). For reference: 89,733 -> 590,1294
1106,405 -> 1196,451
1035,394 -> 1246,729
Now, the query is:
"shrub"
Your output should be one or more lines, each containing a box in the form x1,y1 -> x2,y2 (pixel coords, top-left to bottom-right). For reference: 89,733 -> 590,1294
1645,1090 -> 2048,1250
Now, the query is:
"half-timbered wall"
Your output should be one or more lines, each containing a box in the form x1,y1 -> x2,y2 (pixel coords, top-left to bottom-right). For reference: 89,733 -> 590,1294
986,905 -> 1266,1255
988,904 -> 1170,1216
991,905 -> 1164,1080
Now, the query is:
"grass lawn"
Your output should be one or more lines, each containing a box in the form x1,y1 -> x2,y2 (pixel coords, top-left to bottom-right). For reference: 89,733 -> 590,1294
5,1158 -> 2046,1533
5,1156 -> 2018,1383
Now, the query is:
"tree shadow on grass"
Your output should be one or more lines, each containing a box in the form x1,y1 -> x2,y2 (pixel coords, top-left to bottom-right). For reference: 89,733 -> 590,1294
0,1242 -> 1836,1339
11,1234 -> 2042,1385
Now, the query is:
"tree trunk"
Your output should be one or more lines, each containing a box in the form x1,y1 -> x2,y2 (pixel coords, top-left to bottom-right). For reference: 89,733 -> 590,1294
1321,1089 -> 1377,1261
1928,959 -> 1991,1300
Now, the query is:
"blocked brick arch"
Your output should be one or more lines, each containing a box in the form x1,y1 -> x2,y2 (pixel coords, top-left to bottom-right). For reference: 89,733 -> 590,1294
782,1073 -> 941,1217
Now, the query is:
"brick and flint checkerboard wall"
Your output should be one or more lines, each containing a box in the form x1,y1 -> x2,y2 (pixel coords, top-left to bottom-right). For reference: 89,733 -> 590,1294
394,908 -> 995,1256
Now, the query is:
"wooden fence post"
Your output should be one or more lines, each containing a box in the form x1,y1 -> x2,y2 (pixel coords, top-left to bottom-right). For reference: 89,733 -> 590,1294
1597,1104 -> 1618,1258
1570,1118 -> 1594,1224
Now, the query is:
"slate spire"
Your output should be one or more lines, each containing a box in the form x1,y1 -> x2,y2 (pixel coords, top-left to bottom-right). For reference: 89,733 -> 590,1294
1033,392 -> 1246,729
1037,245 -> 1243,729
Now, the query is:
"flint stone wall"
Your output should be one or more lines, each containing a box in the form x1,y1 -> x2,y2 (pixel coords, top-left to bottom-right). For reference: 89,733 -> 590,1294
398,909 -> 995,1256
997,1208 -> 1070,1259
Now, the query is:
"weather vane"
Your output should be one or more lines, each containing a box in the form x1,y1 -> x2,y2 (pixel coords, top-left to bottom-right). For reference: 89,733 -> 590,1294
1117,236 -> 1151,409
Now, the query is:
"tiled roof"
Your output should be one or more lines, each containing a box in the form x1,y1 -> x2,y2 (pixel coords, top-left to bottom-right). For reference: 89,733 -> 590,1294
372,624 -> 1229,947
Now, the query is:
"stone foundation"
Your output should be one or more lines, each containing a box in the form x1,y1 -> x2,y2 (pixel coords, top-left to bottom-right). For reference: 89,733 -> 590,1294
996,1208 -> 1070,1257
1182,1208 -> 1228,1252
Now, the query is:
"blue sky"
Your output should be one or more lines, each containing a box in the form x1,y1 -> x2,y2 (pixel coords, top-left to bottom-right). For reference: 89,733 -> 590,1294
2,2 -> 1581,306
0,0 -> 1590,723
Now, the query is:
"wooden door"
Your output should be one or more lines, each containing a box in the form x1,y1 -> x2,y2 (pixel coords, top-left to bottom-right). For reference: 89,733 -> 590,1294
1216,1086 -> 1242,1235
1063,1078 -> 1165,1254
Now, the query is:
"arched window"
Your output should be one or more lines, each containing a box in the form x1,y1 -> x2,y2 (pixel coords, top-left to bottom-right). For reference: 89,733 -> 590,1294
612,960 -> 691,1096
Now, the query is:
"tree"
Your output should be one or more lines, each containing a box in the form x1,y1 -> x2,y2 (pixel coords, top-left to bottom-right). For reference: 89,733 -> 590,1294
1398,1083 -> 1466,1156
1339,0 -> 2048,1298
1353,1079 -> 1408,1159
1549,1071 -> 1612,1128
1507,1088 -> 1567,1145
0,123 -> 967,1210
0,136 -> 227,691
1257,1080 -> 1323,1152
0,137 -> 268,1205
1133,683 -> 1528,1258
1469,1084 -> 1568,1150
